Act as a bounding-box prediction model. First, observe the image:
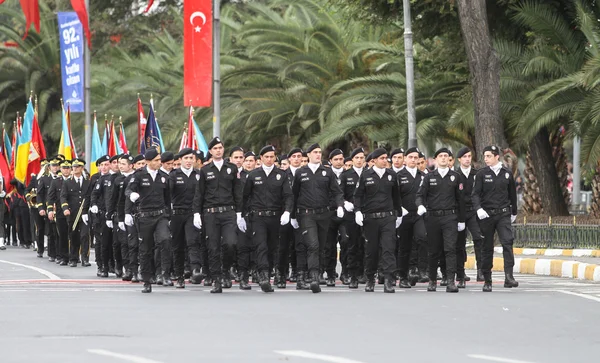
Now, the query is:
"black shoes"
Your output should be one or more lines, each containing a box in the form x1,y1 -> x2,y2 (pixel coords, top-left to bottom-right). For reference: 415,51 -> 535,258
427,281 -> 437,292
310,272 -> 321,293
222,274 -> 233,289
239,272 -> 251,290
122,270 -> 133,281
296,272 -> 310,290
259,272 -> 274,293
115,269 -> 123,278
504,272 -> 519,288
457,278 -> 466,289
175,277 -> 185,289
476,269 -> 485,282
203,277 -> 213,286
289,270 -> 297,282
190,269 -> 203,284
318,273 -> 326,286
101,271 -> 109,278
82,260 -> 91,267
49,257 -> 55,262
364,279 -> 375,292
377,274 -> 385,285
142,282 -> 152,293
349,276 -> 358,289
440,275 -> 448,287
483,281 -> 492,292
96,267 -> 103,277
446,280 -> 459,293
131,272 -> 140,283
418,271 -> 430,283
357,275 -> 367,284
384,278 -> 395,293
326,276 -> 336,287
68,262 -> 77,267
398,278 -> 411,289
210,281 -> 223,293
162,275 -> 174,287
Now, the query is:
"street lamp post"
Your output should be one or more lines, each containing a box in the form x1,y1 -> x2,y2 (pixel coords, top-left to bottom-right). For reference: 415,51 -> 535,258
403,0 -> 417,148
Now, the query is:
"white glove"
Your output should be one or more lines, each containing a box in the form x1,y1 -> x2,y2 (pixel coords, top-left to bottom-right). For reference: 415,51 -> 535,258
343,201 -> 354,212
280,211 -> 290,226
511,215 -> 517,223
395,217 -> 402,228
291,218 -> 299,229
125,214 -> 134,227
401,207 -> 409,217
130,192 -> 140,203
355,211 -> 364,226
237,212 -> 247,232
193,213 -> 202,229
90,205 -> 98,214
417,205 -> 426,216
106,220 -> 113,229
337,206 -> 344,219
477,208 -> 489,220
458,222 -> 465,232
82,214 -> 88,225
0,191 -> 5,198
118,222 -> 125,231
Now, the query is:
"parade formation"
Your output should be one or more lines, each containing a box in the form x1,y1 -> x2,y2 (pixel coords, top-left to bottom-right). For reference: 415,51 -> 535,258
0,139 -> 519,295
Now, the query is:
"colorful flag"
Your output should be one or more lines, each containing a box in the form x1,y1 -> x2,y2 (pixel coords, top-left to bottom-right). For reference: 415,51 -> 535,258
58,103 -> 75,160
69,0 -> 91,49
137,97 -> 147,153
19,0 -> 40,39
184,0 -> 212,107
118,123 -> 129,154
141,101 -> 163,153
0,147 -> 12,193
179,128 -> 188,151
90,113 -> 103,175
14,99 -> 34,183
107,119 -> 118,157
27,104 -> 46,182
192,119 -> 209,154
2,124 -> 12,164
101,118 -> 108,154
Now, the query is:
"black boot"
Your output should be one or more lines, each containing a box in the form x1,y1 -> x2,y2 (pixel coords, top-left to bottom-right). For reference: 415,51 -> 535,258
310,271 -> 321,293
203,276 -> 213,286
276,270 -> 286,289
101,270 -> 109,278
326,273 -> 336,287
210,280 -> 223,293
142,282 -> 152,293
239,271 -> 251,290
418,270 -> 430,283
184,269 -> 192,279
408,267 -> 419,286
384,278 -> 395,293
357,275 -> 367,284
156,273 -> 163,285
341,271 -> 349,285
296,272 -> 310,290
457,277 -> 466,289
190,268 -> 203,284
162,274 -> 174,287
122,270 -> 133,281
364,277 -> 375,292
440,274 -> 448,287
504,267 -> 519,288
131,269 -> 140,283
464,275 -> 471,282
377,273 -> 385,285
398,278 -> 411,289
259,271 -> 274,293
115,267 -> 123,278
289,270 -> 297,283
476,269 -> 485,282
318,273 -> 326,286
222,271 -> 232,289
483,281 -> 493,292
427,280 -> 437,292
446,274 -> 459,293
175,277 -> 185,289
349,276 -> 358,289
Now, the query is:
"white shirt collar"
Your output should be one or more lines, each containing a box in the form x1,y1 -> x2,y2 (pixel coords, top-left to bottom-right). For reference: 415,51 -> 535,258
308,163 -> 320,174
122,171 -> 134,177
332,167 -> 343,178
213,159 -> 224,171
437,167 -> 449,178
405,166 -> 417,178
262,164 -> 274,176
352,166 -> 363,177
148,167 -> 158,180
490,162 -> 502,175
181,166 -> 193,177
392,165 -> 404,173
109,170 -> 116,175
289,166 -> 299,176
460,166 -> 471,178
372,166 -> 385,178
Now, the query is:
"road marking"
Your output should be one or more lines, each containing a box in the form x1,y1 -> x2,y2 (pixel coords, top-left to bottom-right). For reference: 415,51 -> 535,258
0,259 -> 61,280
87,349 -> 163,363
555,290 -> 600,303
274,350 -> 366,363
467,354 -> 536,363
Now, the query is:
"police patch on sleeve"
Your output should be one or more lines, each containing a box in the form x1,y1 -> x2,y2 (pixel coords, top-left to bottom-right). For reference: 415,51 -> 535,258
322,171 -> 327,176
505,172 -> 509,179
450,175 -> 455,182
227,168 -> 231,174
161,177 -> 166,183
276,174 -> 281,180
388,175 -> 392,181
196,174 -> 200,181
96,184 -> 100,189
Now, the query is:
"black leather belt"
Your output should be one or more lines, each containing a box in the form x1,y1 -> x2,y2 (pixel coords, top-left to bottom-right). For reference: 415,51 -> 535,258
204,206 -> 234,214
172,209 -> 192,215
252,210 -> 279,217
488,207 -> 509,215
364,211 -> 395,219
427,209 -> 455,217
297,207 -> 329,215
137,209 -> 164,218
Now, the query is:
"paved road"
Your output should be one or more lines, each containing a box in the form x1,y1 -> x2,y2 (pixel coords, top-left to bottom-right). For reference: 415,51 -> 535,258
1,246 -> 600,363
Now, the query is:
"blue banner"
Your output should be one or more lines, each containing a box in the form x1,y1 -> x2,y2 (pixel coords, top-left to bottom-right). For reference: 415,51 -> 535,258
58,12 -> 84,113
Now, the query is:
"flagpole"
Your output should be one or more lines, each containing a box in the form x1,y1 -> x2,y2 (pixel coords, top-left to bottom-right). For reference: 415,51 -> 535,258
84,0 -> 91,166
212,0 -> 221,138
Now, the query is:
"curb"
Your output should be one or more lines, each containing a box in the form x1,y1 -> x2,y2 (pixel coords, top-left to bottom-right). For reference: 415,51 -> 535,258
465,256 -> 600,282
494,247 -> 600,257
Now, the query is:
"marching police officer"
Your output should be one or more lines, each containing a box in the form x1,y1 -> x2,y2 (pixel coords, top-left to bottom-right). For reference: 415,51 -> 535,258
324,149 -> 345,286
125,148 -> 172,293
353,148 -> 403,293
47,160 -> 72,266
390,148 -> 405,173
472,145 -> 519,292
89,155 -> 110,276
291,143 -> 344,293
242,145 -> 293,292
60,158 -> 91,267
192,137 -> 243,293
416,147 -> 465,293
237,150 -> 257,287
36,157 -> 60,261
122,154 -> 144,282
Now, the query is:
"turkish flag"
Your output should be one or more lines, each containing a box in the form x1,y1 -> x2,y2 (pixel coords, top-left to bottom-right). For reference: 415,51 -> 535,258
70,0 -> 92,49
184,0 -> 212,107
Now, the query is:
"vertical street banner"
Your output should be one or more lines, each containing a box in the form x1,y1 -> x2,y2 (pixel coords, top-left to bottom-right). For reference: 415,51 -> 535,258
184,0 -> 212,107
57,12 -> 84,112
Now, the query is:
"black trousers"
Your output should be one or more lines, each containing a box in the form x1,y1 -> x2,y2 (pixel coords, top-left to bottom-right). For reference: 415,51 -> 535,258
15,206 -> 32,247
203,210 -> 237,279
68,218 -> 89,263
252,215 -> 279,273
279,224 -> 293,275
98,215 -> 113,272
56,217 -> 69,262
112,216 -> 127,271
237,218 -> 254,274
138,214 -> 170,282
172,213 -> 202,277
363,215 -> 396,279
91,214 -> 103,267
397,213 -> 427,279
126,222 -> 139,274
478,212 -> 514,278
199,227 -> 210,275
299,211 -> 331,275
426,214 -> 458,280
324,216 -> 343,276
341,215 -> 361,276
456,211 -> 483,277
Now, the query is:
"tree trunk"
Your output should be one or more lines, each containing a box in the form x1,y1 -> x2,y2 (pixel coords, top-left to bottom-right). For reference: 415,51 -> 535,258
590,162 -> 600,217
528,127 -> 570,216
456,0 -> 507,161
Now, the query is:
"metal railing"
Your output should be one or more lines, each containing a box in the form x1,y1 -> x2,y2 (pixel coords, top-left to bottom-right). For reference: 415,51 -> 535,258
513,215 -> 600,249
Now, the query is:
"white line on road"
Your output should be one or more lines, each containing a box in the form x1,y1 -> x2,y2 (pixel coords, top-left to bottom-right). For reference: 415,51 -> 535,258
274,350 -> 366,363
467,354 -> 536,363
555,290 -> 600,303
87,349 -> 164,363
0,259 -> 61,280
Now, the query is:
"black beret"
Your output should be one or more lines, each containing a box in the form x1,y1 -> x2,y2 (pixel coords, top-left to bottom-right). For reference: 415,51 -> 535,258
119,154 -> 134,164
260,145 -> 277,156
224,157 -> 230,163
204,152 -> 212,163
456,147 -> 471,159
371,148 -> 387,160
229,146 -> 244,156
208,137 -> 223,150
344,156 -> 351,163
194,150 -> 204,160
350,147 -> 365,159
328,148 -> 343,160
280,154 -> 288,161
133,154 -> 144,164
161,152 -> 174,163
245,151 -> 257,158
72,158 -> 86,167
434,147 -> 451,158
306,143 -> 320,153
483,145 -> 500,156
418,152 -> 425,159
302,151 -> 308,157
405,147 -> 420,156
109,154 -> 120,163
288,148 -> 302,158
144,148 -> 160,161
390,148 -> 405,158
173,153 -> 181,161
366,153 -> 373,162
95,155 -> 110,166
179,148 -> 194,158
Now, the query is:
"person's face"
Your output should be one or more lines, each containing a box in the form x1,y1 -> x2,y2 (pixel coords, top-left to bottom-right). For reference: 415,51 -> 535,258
330,154 -> 344,169
148,155 -> 161,170
374,154 -> 388,169
194,158 -> 203,169
135,160 -> 146,170
436,153 -> 449,168
231,150 -> 244,168
448,156 -> 454,167
352,153 -> 365,168
211,144 -> 224,160
344,160 -> 352,169
110,160 -> 119,172
289,153 -> 302,168
459,152 -> 472,168
308,148 -> 321,164
261,152 -> 276,167
72,165 -> 83,177
484,151 -> 500,166
280,159 -> 290,170
162,160 -> 174,172
174,159 -> 182,169
255,159 -> 262,168
182,154 -> 194,169
118,159 -> 132,173
50,165 -> 60,174
368,159 -> 375,168
405,152 -> 419,168
301,156 -> 308,166
244,156 -> 257,170
99,161 -> 110,174
392,153 -> 404,168
61,166 -> 71,177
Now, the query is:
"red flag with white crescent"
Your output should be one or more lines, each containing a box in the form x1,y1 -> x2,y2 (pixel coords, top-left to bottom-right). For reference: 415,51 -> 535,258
184,0 -> 212,107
